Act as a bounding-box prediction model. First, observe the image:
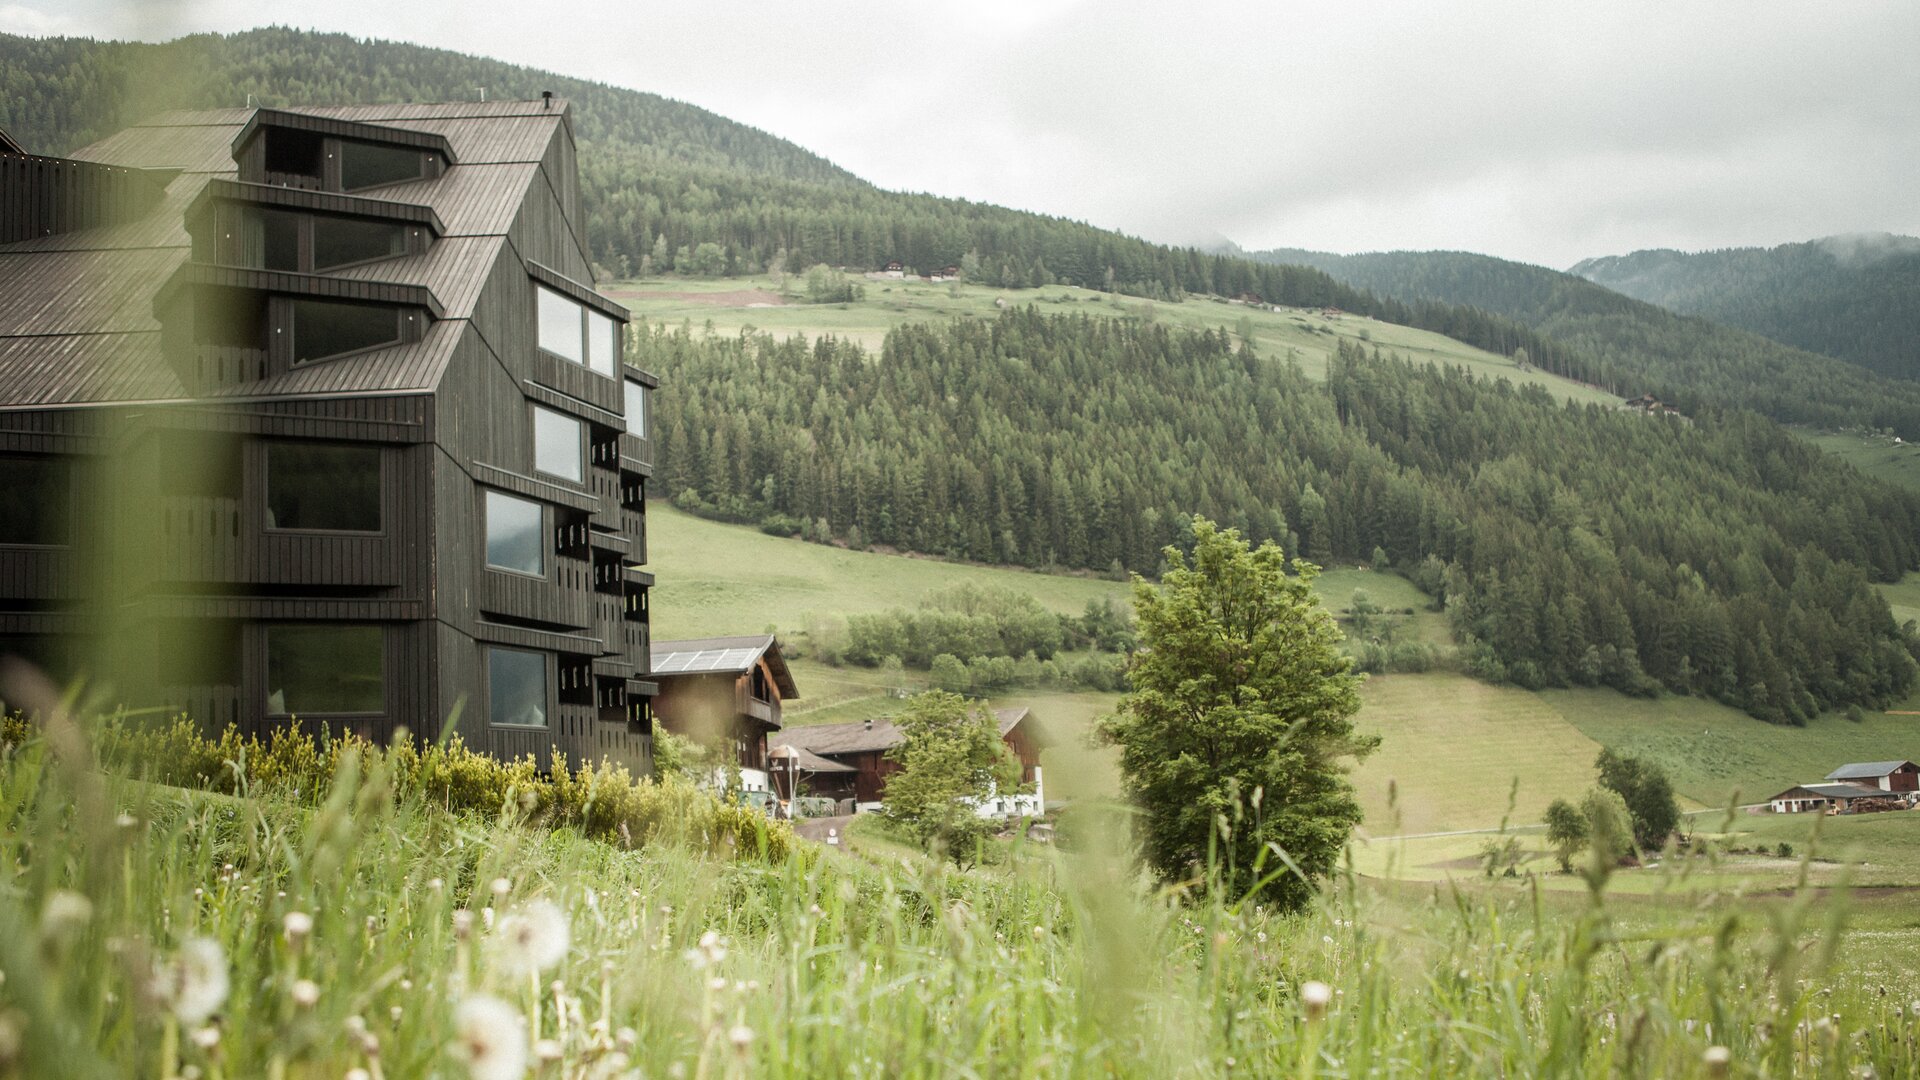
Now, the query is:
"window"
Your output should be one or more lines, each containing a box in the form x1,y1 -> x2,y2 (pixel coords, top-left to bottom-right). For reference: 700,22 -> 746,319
291,300 -> 399,363
313,217 -> 405,270
339,141 -> 423,191
267,443 -> 381,531
587,309 -> 619,376
488,647 -> 548,728
266,624 -> 384,714
532,406 -> 584,482
261,209 -> 301,271
263,128 -> 323,178
485,490 -> 544,575
537,286 -> 584,364
0,457 -> 69,545
624,379 -> 647,438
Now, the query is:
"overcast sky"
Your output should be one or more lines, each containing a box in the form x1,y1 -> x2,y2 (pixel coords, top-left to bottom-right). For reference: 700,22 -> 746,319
7,0 -> 1916,268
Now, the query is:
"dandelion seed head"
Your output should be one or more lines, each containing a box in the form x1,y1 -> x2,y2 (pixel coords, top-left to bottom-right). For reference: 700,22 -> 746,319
492,900 -> 570,976
534,1039 -> 562,1062
150,937 -> 229,1025
729,1024 -> 755,1053
1301,980 -> 1332,1023
291,979 -> 320,1009
189,1025 -> 220,1050
452,995 -> 527,1080
282,911 -> 313,944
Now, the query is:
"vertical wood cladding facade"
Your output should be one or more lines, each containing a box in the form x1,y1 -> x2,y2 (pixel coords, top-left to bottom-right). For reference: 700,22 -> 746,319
0,101 -> 657,774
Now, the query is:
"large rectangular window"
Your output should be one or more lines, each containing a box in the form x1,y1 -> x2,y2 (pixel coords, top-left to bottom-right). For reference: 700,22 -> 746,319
532,406 -> 584,482
0,456 -> 69,545
624,379 -> 647,438
339,141 -> 423,191
488,647 -> 548,728
261,209 -> 302,271
537,286 -> 584,364
267,443 -> 381,532
587,309 -> 619,376
266,624 -> 384,714
312,217 -> 406,270
485,490 -> 544,575
291,300 -> 399,364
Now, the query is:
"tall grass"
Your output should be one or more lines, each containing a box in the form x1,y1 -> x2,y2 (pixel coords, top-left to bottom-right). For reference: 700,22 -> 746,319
0,711 -> 1913,1078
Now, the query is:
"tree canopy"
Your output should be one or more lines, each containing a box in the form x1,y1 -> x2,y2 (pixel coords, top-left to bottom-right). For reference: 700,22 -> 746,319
1099,520 -> 1375,911
882,691 -> 1022,862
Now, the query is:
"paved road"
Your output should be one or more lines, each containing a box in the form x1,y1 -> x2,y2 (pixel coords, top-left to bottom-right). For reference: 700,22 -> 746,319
794,814 -> 855,845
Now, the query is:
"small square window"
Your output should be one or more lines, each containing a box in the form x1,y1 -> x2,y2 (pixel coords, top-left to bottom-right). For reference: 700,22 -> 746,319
533,406 -> 584,483
266,624 -> 384,714
267,443 -> 381,532
0,456 -> 70,545
485,490 -> 545,575
488,647 -> 549,728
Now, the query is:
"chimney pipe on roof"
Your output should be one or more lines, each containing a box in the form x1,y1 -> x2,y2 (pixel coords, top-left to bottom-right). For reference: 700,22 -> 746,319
542,90 -> 553,111
864,718 -> 873,731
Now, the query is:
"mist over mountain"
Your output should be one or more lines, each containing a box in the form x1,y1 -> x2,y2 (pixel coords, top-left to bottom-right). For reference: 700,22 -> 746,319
1570,235 -> 1920,382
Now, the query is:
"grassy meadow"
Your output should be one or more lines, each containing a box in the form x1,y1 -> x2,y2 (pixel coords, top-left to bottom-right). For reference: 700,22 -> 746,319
609,274 -> 1622,405
1797,428 -> 1920,494
7,712 -> 1920,1078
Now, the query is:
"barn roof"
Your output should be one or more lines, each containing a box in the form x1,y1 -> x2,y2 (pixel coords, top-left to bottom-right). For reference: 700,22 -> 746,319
767,744 -> 856,774
648,634 -> 798,698
1771,782 -> 1886,801
770,706 -> 1036,758
1826,761 -> 1916,781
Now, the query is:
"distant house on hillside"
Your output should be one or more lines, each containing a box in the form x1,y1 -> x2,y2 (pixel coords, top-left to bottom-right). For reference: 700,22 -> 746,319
1620,393 -> 1689,421
650,635 -> 797,794
880,259 -> 905,278
927,265 -> 961,282
769,706 -> 1047,816
1825,760 -> 1920,792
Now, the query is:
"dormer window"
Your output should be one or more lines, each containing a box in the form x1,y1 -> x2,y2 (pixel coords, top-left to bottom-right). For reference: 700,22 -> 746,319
248,208 -> 412,273
339,140 -> 427,191
290,299 -> 402,364
263,127 -> 324,182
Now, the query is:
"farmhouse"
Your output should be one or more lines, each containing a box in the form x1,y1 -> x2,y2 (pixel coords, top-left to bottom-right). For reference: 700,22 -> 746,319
649,635 -> 798,793
1767,784 -> 1881,814
0,101 -> 659,775
769,706 -> 1047,815
1825,760 -> 1920,792
880,259 -> 905,278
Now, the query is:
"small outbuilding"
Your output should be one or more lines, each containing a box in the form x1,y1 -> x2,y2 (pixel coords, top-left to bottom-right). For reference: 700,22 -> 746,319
1768,782 -> 1886,814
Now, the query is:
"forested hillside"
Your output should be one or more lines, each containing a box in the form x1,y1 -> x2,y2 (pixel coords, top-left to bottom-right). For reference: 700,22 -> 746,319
639,309 -> 1920,723
1570,235 -> 1920,382
1252,248 -> 1920,439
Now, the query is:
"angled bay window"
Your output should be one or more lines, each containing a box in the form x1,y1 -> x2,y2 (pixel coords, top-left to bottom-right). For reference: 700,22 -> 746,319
290,299 -> 400,364
0,456 -> 69,545
267,443 -> 381,532
488,647 -> 549,728
533,405 -> 584,482
485,490 -> 545,576
624,378 -> 648,438
266,624 -> 384,715
587,309 -> 619,376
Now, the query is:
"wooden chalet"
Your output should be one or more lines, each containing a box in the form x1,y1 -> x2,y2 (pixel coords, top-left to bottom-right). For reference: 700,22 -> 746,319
768,706 -> 1046,814
0,100 -> 660,774
649,634 -> 798,793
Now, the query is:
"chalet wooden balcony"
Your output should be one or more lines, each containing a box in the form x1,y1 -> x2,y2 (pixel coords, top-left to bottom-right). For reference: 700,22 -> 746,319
741,696 -> 776,725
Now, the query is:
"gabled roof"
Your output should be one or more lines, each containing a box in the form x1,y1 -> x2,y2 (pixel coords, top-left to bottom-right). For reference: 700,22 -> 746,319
1826,761 -> 1916,781
770,706 -> 1036,758
767,745 -> 856,774
0,127 -> 25,156
648,634 -> 798,698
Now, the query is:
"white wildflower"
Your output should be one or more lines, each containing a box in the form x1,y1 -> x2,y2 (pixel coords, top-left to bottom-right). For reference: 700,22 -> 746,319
189,1025 -> 221,1051
452,995 -> 528,1080
1703,1045 -> 1731,1078
492,900 -> 570,976
40,890 -> 93,939
291,979 -> 320,1008
534,1039 -> 562,1062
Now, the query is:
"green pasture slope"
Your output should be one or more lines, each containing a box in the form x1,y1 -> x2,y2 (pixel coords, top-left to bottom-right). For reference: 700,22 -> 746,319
611,274 -> 1622,405
647,503 -> 1920,838
1798,428 -> 1920,494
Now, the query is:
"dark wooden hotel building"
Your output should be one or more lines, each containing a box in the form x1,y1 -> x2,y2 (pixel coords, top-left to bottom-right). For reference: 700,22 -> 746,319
0,99 -> 659,772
